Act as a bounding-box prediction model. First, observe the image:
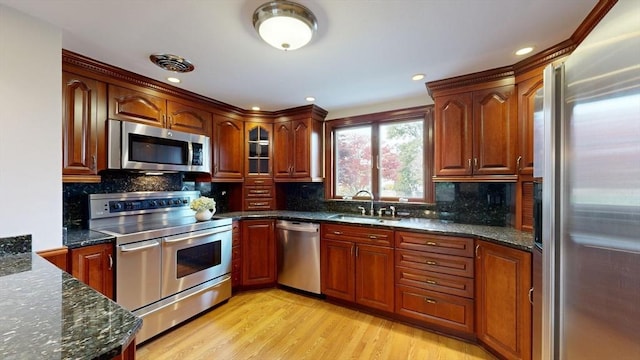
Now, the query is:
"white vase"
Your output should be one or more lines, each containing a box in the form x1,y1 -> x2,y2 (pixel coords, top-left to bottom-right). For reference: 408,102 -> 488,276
195,209 -> 213,221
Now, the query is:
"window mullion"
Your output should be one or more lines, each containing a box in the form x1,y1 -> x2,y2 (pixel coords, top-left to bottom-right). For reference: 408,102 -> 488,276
371,123 -> 380,200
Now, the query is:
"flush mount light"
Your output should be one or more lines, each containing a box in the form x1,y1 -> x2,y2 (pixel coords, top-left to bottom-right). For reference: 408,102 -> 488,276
305,96 -> 315,102
412,73 -> 425,81
515,47 -> 534,56
167,77 -> 181,83
251,106 -> 261,111
149,54 -> 195,72
253,0 -> 318,51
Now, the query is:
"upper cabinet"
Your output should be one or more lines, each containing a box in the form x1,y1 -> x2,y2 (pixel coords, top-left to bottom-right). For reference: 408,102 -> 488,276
108,84 -> 211,136
62,71 -> 107,182
273,105 -> 327,182
245,122 -> 273,178
432,81 -> 518,181
516,74 -> 544,176
212,114 -> 244,181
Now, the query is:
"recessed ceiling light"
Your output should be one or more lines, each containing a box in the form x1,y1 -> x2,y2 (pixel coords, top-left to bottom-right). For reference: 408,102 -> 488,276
167,77 -> 181,83
305,96 -> 315,102
251,106 -> 261,111
515,47 -> 534,56
412,74 -> 425,81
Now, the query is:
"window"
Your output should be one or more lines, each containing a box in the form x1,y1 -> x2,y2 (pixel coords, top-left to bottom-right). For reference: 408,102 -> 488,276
327,106 -> 433,203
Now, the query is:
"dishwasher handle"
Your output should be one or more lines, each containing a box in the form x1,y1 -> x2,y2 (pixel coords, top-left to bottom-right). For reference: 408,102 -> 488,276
276,220 -> 319,233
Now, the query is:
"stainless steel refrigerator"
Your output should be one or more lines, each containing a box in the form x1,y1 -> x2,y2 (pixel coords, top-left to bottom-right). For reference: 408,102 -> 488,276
536,0 -> 640,359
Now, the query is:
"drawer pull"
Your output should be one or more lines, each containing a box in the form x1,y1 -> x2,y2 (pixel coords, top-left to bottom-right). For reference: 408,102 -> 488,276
426,280 -> 437,285
426,241 -> 438,246
250,190 -> 269,194
254,180 -> 265,184
424,298 -> 437,304
426,260 -> 438,265
251,202 -> 268,206
369,235 -> 378,239
333,231 -> 343,235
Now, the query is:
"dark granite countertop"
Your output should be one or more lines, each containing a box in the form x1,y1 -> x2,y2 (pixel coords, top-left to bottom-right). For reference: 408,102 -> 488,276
0,253 -> 142,360
64,229 -> 115,249
218,210 -> 534,251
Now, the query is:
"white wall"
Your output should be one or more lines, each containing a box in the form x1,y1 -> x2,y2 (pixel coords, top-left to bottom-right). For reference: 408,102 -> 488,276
0,5 -> 62,251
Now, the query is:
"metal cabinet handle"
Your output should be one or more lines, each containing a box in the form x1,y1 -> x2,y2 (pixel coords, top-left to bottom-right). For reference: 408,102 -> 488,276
529,288 -> 534,305
355,246 -> 359,257
369,235 -> 378,239
163,114 -> 167,126
350,244 -> 354,257
474,158 -> 478,170
333,231 -> 343,235
424,298 -> 437,304
426,241 -> 437,246
254,180 -> 264,184
250,190 -> 270,194
426,279 -> 437,285
468,159 -> 472,169
426,260 -> 437,265
214,165 -> 218,174
517,155 -> 522,172
251,202 -> 268,206
475,244 -> 480,257
108,254 -> 113,270
90,155 -> 96,171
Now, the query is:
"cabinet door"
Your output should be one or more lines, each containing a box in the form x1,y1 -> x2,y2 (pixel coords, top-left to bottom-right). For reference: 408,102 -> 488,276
291,119 -> 312,178
532,246 -> 542,360
62,72 -> 106,176
273,121 -> 293,178
355,244 -> 394,312
213,116 -> 244,180
245,123 -> 273,177
70,244 -> 114,299
320,239 -> 355,302
108,85 -> 166,127
434,93 -> 473,176
472,85 -> 517,175
476,240 -> 532,360
167,101 -> 212,135
241,220 -> 275,286
517,76 -> 543,176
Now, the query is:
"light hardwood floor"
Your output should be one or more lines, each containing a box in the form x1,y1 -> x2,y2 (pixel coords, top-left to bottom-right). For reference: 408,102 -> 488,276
137,288 -> 497,360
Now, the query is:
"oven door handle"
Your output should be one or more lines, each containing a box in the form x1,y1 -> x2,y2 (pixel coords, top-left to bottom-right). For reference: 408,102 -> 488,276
164,228 -> 229,244
120,241 -> 160,252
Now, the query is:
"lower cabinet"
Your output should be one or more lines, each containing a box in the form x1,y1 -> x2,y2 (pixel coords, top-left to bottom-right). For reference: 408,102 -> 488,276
231,220 -> 242,291
394,231 -> 475,336
69,243 -> 114,299
320,224 -> 394,313
475,239 -> 532,360
241,219 -> 276,287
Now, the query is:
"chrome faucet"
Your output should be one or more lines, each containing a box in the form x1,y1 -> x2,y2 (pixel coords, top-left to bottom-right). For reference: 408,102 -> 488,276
354,189 -> 374,216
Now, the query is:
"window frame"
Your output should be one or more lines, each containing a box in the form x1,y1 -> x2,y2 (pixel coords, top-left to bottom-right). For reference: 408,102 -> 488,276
324,105 -> 434,203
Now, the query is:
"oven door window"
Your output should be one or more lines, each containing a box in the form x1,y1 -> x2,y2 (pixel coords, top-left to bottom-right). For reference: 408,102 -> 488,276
129,133 -> 188,165
176,240 -> 222,278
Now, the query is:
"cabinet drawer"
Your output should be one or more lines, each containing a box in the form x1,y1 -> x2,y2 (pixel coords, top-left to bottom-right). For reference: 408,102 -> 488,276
245,178 -> 274,186
245,186 -> 273,198
395,266 -> 474,298
395,231 -> 474,257
395,285 -> 474,334
322,223 -> 393,246
244,199 -> 274,210
396,249 -> 474,278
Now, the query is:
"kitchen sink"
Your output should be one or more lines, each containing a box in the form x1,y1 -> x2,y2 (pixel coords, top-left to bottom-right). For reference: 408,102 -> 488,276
328,214 -> 402,225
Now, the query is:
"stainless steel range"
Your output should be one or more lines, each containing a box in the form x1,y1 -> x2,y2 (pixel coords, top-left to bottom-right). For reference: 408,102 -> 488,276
88,191 -> 232,343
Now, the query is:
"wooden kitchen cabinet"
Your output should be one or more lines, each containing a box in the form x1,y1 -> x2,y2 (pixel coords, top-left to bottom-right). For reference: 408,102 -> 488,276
320,224 -> 394,313
273,105 -> 327,182
70,243 -> 114,299
532,246 -> 542,360
231,221 -> 242,291
394,231 -> 475,336
212,114 -> 244,181
108,84 -> 211,135
62,71 -> 107,182
241,219 -> 276,287
243,122 -> 275,210
433,83 -> 518,181
475,239 -> 532,360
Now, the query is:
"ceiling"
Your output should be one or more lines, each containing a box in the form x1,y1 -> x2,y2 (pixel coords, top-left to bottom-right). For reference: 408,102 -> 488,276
0,0 -> 598,118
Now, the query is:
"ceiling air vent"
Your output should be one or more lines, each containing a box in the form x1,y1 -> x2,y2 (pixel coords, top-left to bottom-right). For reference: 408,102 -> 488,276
149,54 -> 194,73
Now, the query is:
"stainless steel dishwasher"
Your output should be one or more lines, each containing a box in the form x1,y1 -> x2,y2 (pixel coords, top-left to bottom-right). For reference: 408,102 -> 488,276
276,220 -> 321,294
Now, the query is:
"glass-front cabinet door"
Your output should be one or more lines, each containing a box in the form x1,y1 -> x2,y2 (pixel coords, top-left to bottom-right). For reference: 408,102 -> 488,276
245,123 -> 272,177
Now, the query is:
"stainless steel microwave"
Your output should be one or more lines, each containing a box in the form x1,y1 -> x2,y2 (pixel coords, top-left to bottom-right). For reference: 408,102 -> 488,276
108,119 -> 211,173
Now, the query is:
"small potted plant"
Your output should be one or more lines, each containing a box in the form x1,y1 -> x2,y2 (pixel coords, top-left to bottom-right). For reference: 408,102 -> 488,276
190,196 -> 216,221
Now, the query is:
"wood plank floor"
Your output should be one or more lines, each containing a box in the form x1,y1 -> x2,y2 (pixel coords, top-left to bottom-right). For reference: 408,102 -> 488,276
137,288 -> 497,360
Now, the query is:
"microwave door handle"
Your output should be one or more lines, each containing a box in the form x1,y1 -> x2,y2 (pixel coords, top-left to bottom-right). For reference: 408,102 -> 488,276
188,142 -> 194,166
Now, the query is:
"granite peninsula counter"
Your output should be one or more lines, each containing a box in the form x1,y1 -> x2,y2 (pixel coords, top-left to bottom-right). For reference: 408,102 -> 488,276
0,251 -> 141,360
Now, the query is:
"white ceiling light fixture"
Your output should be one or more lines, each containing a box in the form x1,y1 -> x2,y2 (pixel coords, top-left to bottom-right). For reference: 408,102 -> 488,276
253,0 -> 318,51
411,73 -> 425,81
167,77 -> 181,83
515,47 -> 534,56
305,96 -> 315,102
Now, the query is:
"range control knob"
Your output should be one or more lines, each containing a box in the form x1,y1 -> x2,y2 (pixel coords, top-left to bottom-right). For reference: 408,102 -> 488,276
149,200 -> 158,207
159,200 -> 167,206
111,202 -> 123,211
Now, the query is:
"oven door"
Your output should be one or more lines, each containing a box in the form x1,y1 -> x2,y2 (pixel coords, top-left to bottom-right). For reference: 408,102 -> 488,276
117,239 -> 162,311
161,226 -> 232,298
